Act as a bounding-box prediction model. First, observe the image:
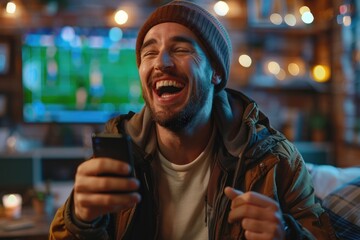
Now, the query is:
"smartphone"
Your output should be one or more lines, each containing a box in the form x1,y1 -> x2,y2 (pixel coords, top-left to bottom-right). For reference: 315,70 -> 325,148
91,133 -> 134,177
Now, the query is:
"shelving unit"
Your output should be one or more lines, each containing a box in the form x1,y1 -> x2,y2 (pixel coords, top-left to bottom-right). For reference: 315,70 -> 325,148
228,1 -> 335,165
0,147 -> 91,191
332,0 -> 360,167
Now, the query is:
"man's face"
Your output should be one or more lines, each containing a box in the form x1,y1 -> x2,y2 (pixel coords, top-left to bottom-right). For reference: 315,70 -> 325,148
139,22 -> 217,132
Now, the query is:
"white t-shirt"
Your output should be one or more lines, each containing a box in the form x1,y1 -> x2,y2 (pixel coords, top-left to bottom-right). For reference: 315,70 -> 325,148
154,130 -> 215,240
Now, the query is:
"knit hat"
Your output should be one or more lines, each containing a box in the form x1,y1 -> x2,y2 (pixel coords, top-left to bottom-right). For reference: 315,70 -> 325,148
136,0 -> 232,91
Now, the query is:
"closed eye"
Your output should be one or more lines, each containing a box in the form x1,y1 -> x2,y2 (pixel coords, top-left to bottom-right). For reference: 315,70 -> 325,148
173,47 -> 192,53
142,50 -> 158,58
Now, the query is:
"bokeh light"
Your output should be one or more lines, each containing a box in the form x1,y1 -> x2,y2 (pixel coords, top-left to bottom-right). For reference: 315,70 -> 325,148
288,63 -> 300,76
299,6 -> 311,15
276,69 -> 286,80
301,12 -> 314,24
270,13 -> 283,25
267,61 -> 281,75
213,1 -> 229,16
238,54 -> 252,68
284,14 -> 296,26
115,10 -> 129,25
6,2 -> 16,14
109,27 -> 123,42
312,65 -> 330,82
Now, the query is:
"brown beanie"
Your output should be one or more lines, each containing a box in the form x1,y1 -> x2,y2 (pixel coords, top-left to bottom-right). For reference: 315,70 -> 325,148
136,0 -> 232,91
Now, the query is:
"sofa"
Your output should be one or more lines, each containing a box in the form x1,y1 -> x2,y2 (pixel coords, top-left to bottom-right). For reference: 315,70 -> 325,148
306,163 -> 360,240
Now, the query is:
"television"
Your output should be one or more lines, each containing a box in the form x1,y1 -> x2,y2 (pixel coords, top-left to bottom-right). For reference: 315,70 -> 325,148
22,26 -> 144,123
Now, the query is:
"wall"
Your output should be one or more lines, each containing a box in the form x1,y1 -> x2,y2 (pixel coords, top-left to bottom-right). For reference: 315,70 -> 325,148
0,0 -> 358,167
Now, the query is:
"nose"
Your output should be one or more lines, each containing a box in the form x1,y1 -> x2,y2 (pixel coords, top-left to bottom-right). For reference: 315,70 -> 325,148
155,50 -> 174,71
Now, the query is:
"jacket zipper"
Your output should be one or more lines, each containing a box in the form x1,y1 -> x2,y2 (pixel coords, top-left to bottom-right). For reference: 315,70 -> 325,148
145,159 -> 160,240
205,195 -> 208,226
209,170 -> 228,240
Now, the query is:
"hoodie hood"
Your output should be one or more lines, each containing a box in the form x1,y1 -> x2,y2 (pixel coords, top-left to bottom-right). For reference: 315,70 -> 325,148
121,88 -> 285,162
213,88 -> 285,161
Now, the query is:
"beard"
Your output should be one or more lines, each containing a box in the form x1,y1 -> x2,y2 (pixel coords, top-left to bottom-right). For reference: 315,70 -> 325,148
144,79 -> 212,132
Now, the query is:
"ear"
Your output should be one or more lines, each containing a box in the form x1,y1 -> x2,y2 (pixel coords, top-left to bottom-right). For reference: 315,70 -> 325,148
211,72 -> 221,85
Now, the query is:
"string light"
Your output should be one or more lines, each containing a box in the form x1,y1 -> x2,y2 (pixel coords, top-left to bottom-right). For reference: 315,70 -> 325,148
299,6 -> 311,15
312,65 -> 330,82
213,1 -> 229,16
6,1 -> 16,14
114,10 -> 128,25
238,54 -> 252,68
288,63 -> 300,76
270,13 -> 283,25
267,61 -> 281,75
301,11 -> 314,24
276,69 -> 286,81
284,14 -> 296,26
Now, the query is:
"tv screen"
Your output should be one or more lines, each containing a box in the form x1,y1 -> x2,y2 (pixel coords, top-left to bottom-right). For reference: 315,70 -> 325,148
22,26 -> 144,123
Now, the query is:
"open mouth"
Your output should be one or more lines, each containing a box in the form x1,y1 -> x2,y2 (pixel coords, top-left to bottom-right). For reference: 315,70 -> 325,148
155,80 -> 185,97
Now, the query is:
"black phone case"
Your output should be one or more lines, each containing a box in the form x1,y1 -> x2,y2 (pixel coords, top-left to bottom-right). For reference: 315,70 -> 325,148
91,133 -> 134,177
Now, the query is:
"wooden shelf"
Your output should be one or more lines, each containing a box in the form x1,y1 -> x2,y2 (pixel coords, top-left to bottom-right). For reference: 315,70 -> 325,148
243,82 -> 330,94
247,22 -> 332,36
0,147 -> 92,160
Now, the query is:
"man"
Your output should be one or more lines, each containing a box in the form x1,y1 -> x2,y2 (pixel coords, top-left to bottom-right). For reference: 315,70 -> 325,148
50,1 -> 337,239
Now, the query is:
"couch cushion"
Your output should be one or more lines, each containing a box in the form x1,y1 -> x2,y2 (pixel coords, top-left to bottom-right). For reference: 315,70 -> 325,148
322,176 -> 360,240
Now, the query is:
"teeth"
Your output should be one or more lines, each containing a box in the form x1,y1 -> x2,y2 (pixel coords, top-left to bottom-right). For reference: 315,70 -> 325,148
156,80 -> 184,90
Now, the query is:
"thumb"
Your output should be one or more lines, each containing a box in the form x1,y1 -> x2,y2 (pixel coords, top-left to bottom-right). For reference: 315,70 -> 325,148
224,186 -> 243,200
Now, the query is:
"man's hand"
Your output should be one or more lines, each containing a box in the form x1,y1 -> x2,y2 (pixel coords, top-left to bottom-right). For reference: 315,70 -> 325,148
73,158 -> 141,222
224,187 -> 285,240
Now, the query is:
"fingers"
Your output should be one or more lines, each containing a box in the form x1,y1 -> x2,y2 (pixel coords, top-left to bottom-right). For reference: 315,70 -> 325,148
224,186 -> 243,201
224,187 -> 285,240
225,187 -> 279,211
226,190 -> 281,223
75,158 -> 140,194
75,192 -> 141,209
242,217 -> 284,240
227,200 -> 279,224
73,158 -> 141,222
75,175 -> 140,193
74,189 -> 141,222
77,157 -> 132,177
244,230 -> 275,240
242,218 -> 279,235
74,192 -> 141,222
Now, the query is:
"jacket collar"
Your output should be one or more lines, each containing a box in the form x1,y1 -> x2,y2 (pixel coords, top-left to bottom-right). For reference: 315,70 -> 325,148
123,88 -> 284,162
213,88 -> 284,160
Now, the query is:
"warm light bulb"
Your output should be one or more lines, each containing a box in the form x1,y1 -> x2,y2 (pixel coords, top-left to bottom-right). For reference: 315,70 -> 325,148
114,10 -> 128,25
276,69 -> 286,80
238,54 -> 252,68
288,63 -> 300,76
270,13 -> 283,25
268,61 -> 281,75
213,1 -> 229,16
301,12 -> 314,24
343,16 -> 352,27
299,6 -> 311,15
312,65 -> 330,82
2,193 -> 22,219
284,14 -> 296,26
6,1 -> 16,14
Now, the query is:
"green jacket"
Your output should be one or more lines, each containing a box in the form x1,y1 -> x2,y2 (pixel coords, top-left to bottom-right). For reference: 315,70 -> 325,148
50,88 -> 337,239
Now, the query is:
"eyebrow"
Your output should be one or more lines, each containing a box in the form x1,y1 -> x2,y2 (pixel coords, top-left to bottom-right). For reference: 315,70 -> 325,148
140,35 -> 197,52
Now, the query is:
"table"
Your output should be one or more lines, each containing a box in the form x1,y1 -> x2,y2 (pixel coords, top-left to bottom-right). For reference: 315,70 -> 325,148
0,207 -> 52,240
